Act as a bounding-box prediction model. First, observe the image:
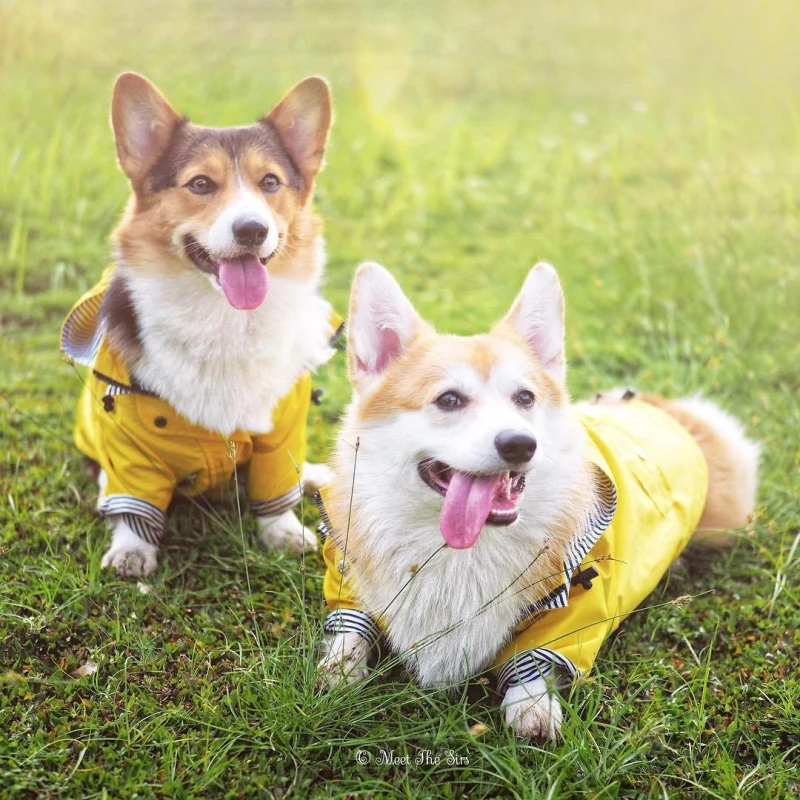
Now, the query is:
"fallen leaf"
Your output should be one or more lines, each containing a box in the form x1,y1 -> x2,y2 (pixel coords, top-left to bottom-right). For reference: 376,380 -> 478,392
72,661 -> 98,679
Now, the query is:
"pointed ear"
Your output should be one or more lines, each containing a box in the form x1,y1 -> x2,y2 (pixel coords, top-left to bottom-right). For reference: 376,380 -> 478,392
348,262 -> 426,392
111,73 -> 182,183
500,262 -> 566,384
263,76 -> 332,177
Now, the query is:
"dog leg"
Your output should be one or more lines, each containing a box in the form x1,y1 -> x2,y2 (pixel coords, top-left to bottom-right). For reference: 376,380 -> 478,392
502,678 -> 563,740
317,632 -> 371,689
101,515 -> 159,577
257,509 -> 319,552
302,461 -> 334,495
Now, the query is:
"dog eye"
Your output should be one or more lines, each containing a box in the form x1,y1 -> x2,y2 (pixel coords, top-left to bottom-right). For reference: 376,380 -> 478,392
435,391 -> 466,411
514,390 -> 535,408
259,173 -> 281,193
185,175 -> 216,195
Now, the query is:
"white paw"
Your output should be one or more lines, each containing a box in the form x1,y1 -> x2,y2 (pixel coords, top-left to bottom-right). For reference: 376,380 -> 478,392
101,518 -> 159,578
302,461 -> 334,495
502,679 -> 563,740
317,633 -> 370,690
257,510 -> 319,553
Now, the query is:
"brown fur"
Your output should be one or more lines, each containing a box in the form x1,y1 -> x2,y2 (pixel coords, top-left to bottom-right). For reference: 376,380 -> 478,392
352,327 -> 565,421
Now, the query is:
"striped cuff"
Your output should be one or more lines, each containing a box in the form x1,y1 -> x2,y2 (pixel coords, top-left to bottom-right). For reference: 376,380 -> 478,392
251,486 -> 301,518
497,648 -> 579,695
98,494 -> 166,546
324,609 -> 381,648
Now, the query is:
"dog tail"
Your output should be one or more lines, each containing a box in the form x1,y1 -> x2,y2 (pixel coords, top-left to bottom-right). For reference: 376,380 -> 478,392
640,393 -> 761,542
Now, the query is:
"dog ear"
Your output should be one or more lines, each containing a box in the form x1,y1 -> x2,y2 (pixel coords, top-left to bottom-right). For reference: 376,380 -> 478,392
111,73 -> 182,184
263,76 -> 332,178
500,262 -> 566,384
347,262 -> 426,391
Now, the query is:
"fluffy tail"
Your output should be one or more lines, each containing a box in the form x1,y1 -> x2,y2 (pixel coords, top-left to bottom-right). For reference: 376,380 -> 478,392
640,393 -> 761,541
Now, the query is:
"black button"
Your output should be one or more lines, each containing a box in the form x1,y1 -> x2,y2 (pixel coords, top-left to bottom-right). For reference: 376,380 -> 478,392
571,566 -> 599,591
154,416 -> 168,428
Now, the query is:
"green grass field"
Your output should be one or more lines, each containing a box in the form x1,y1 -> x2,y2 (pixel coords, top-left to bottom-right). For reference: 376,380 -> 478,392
2,0 -> 799,796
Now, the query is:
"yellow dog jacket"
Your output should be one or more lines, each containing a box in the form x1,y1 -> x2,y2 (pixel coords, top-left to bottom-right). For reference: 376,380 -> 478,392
61,265 -> 342,545
316,400 -> 709,691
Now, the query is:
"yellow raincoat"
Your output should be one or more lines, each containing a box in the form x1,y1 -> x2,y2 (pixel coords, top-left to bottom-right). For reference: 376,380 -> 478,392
317,401 -> 709,690
61,265 -> 342,545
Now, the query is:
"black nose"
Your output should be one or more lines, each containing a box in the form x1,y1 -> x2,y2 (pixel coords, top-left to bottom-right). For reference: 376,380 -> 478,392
232,219 -> 268,248
495,430 -> 537,464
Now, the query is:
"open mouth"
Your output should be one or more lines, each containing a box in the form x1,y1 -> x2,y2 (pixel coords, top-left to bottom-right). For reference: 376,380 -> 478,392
182,235 -> 273,311
418,459 -> 526,550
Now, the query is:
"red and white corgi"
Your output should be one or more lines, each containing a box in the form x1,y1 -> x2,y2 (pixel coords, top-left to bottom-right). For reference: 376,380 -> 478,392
62,73 -> 338,576
316,262 -> 759,739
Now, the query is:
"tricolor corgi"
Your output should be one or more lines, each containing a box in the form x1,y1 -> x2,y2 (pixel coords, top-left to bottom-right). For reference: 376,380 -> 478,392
61,73 -> 338,577
316,262 -> 759,739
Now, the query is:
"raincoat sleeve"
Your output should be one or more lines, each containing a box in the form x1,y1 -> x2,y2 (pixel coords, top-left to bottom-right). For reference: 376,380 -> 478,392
321,535 -> 382,646
248,373 -> 311,517
75,380 -> 178,545
493,538 -> 617,692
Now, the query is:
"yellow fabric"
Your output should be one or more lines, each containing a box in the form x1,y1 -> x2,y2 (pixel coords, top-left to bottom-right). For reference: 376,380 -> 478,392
321,400 -> 709,679
322,535 -> 364,613
73,340 -> 311,510
61,265 -> 340,512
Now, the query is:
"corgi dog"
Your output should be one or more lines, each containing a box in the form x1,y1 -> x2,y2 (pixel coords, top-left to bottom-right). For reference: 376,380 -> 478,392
316,262 -> 760,739
61,73 -> 339,577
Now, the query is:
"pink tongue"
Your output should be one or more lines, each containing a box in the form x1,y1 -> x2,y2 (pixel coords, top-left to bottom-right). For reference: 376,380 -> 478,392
440,471 -> 502,549
218,255 -> 269,310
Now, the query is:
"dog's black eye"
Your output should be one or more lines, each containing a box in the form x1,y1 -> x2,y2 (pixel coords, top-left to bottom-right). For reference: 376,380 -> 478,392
435,391 -> 466,411
514,390 -> 535,408
259,173 -> 281,193
185,175 -> 216,195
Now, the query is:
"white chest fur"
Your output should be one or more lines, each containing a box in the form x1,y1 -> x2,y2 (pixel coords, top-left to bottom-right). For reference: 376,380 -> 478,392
123,264 -> 332,436
354,522 -> 548,687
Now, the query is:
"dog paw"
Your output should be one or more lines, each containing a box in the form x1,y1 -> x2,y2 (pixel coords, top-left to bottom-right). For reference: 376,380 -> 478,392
502,680 -> 562,741
102,516 -> 160,578
317,660 -> 370,691
257,510 -> 319,553
302,461 -> 334,495
101,542 -> 158,577
316,633 -> 370,690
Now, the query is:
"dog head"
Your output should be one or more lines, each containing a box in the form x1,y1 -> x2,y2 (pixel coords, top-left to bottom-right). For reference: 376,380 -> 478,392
110,72 -> 332,309
340,262 -> 583,550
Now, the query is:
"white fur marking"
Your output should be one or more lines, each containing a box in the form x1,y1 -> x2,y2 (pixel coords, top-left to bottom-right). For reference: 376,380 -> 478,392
205,180 -> 279,258
122,242 -> 331,435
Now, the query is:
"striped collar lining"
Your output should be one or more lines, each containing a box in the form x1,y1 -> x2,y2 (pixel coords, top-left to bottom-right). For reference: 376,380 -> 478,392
562,464 -> 617,592
521,464 -> 617,615
61,291 -> 105,367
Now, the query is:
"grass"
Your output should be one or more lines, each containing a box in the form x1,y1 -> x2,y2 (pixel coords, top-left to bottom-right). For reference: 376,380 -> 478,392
1,0 -> 799,796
